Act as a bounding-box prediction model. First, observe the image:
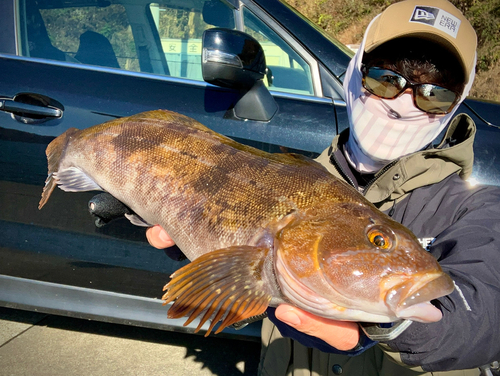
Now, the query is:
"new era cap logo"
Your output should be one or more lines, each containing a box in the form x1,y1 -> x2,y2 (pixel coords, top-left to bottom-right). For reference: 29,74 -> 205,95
409,6 -> 461,38
410,6 -> 439,25
414,9 -> 436,21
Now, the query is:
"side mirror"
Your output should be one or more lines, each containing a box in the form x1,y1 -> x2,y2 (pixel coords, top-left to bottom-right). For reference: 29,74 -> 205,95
202,28 -> 277,121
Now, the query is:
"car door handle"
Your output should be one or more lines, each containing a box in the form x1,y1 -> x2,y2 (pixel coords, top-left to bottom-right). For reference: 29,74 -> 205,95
0,99 -> 63,118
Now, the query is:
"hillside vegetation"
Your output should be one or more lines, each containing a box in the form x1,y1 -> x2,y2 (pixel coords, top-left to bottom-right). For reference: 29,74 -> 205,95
285,0 -> 500,102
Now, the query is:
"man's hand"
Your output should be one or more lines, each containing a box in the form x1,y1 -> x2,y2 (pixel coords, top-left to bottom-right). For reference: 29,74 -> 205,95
146,225 -> 360,351
274,305 -> 360,350
146,225 -> 176,248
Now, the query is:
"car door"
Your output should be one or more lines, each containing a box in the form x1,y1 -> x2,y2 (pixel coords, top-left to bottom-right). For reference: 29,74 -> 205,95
0,0 -> 347,334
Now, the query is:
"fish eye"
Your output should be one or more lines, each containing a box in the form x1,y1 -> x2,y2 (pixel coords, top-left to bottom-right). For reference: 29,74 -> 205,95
367,227 -> 393,251
372,234 -> 386,247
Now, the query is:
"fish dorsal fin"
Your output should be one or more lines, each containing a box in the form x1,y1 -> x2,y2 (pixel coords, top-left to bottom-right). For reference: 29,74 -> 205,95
162,246 -> 272,336
273,153 -> 329,172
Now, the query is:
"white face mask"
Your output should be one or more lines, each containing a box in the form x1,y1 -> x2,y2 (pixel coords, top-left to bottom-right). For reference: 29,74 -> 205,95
343,16 -> 475,173
346,85 -> 449,172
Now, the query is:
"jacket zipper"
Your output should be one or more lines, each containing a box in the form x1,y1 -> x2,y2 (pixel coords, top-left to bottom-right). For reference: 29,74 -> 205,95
362,159 -> 399,194
329,152 -> 357,189
329,150 -> 399,196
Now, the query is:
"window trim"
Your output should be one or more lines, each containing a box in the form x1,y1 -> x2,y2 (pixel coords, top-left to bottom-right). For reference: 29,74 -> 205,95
1,51 -> 334,108
15,0 -> 27,57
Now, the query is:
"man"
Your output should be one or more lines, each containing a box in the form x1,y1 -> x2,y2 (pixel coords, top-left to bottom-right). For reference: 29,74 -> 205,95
147,0 -> 500,374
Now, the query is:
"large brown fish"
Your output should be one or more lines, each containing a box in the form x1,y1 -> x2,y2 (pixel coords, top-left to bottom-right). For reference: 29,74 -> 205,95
39,110 -> 454,335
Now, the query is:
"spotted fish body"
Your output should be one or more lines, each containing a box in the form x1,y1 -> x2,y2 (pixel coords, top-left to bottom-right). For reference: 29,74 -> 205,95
39,110 -> 454,335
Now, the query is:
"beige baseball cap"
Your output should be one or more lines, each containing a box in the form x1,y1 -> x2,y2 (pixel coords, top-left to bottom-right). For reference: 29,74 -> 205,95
364,0 -> 477,83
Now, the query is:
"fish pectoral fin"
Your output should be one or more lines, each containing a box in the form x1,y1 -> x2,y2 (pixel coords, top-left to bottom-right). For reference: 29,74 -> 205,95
162,246 -> 272,336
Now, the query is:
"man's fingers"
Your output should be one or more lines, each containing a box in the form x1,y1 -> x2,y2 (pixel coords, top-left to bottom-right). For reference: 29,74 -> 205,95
146,225 -> 176,249
275,304 -> 360,350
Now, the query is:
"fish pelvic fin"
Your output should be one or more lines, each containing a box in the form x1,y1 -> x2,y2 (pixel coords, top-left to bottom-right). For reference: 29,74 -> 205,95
39,128 -> 80,209
162,246 -> 272,337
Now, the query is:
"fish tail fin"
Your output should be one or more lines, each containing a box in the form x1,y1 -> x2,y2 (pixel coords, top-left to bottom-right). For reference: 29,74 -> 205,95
162,246 -> 273,336
39,128 -> 79,209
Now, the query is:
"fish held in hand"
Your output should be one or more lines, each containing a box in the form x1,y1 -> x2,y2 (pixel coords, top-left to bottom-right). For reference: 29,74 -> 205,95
39,110 -> 454,335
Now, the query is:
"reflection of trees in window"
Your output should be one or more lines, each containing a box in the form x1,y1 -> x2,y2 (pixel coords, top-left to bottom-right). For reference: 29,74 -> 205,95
40,5 -> 139,71
243,27 -> 267,44
157,8 -> 208,39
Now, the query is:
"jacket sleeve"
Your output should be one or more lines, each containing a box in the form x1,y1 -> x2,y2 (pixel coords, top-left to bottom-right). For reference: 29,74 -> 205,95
385,182 -> 500,371
266,307 -> 378,355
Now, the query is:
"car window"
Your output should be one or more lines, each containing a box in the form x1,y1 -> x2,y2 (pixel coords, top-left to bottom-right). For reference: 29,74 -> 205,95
21,0 -> 139,71
150,0 -> 235,80
18,0 -> 235,78
242,7 -> 314,96
16,0 -> 313,95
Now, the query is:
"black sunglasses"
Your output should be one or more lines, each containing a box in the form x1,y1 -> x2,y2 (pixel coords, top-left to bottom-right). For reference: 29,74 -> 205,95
361,66 -> 460,114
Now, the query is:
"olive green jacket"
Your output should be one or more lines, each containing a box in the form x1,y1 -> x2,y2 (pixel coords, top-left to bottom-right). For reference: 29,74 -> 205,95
316,113 -> 475,211
258,114 -> 483,376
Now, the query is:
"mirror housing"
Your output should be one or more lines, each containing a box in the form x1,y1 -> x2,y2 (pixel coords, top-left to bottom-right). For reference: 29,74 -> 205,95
202,28 -> 277,121
202,28 -> 266,90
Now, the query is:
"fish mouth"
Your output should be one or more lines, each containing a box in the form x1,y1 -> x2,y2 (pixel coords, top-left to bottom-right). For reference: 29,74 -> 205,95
384,273 -> 455,323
